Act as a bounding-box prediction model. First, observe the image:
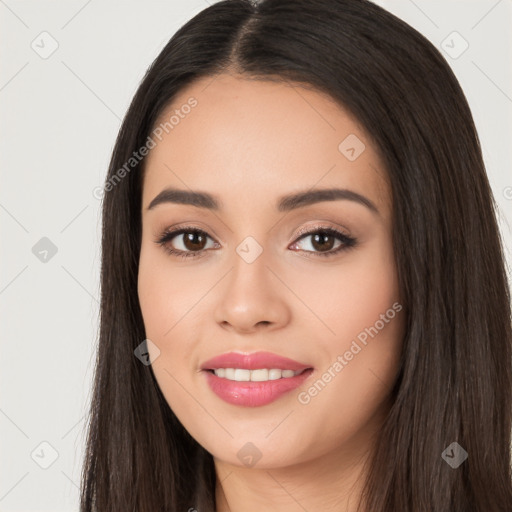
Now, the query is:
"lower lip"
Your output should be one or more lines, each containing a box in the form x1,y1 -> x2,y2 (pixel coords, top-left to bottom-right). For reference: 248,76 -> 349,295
203,369 -> 314,407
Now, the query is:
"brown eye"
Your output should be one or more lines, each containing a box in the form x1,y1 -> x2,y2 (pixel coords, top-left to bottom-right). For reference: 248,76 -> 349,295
309,232 -> 337,252
155,227 -> 218,259
290,227 -> 357,257
181,231 -> 208,251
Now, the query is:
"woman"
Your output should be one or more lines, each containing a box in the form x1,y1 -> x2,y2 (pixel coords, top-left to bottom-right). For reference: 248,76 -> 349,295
80,0 -> 512,510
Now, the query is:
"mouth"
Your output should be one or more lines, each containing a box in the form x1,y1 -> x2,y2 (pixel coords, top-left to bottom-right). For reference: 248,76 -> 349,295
200,351 -> 314,407
206,367 -> 308,381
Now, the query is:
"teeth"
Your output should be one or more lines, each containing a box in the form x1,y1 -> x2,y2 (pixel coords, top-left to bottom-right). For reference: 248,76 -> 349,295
269,369 -> 282,380
234,369 -> 250,381
212,368 -> 301,381
251,369 -> 269,381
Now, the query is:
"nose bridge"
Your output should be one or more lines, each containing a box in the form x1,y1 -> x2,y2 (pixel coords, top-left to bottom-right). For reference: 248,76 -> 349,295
225,213 -> 272,279
214,233 -> 290,332
229,234 -> 273,299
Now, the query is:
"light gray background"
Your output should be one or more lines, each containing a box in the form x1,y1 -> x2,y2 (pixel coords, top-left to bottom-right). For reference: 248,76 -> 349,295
1,1 -> 511,510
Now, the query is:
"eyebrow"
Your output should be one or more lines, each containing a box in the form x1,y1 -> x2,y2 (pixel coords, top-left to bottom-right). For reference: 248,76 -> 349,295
146,187 -> 379,215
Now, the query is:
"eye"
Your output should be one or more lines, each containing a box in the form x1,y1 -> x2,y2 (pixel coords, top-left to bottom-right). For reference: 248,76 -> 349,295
154,226 -> 219,259
154,224 -> 357,260
289,226 -> 357,257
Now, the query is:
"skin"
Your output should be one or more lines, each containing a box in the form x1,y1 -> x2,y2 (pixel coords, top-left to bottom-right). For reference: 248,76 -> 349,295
137,72 -> 405,512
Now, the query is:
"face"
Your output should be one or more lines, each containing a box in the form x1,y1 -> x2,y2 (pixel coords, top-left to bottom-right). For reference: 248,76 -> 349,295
137,72 -> 404,470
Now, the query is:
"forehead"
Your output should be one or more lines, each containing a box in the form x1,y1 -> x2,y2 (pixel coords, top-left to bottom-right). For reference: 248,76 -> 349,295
142,73 -> 390,217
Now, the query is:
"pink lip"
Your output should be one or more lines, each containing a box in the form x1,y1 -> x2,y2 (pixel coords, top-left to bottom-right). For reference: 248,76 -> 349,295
200,351 -> 314,407
200,351 -> 311,371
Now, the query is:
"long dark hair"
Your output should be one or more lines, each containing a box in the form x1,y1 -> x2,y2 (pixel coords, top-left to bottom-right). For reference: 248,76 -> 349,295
80,0 -> 512,510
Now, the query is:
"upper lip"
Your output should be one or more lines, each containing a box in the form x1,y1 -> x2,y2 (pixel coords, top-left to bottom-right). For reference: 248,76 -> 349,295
200,351 -> 312,371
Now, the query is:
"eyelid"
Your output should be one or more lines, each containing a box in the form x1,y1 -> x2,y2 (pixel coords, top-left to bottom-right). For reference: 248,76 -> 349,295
155,221 -> 351,244
153,222 -> 222,242
291,221 -> 353,240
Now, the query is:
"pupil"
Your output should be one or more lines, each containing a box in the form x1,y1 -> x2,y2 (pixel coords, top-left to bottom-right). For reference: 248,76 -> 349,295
312,232 -> 334,251
184,232 -> 205,251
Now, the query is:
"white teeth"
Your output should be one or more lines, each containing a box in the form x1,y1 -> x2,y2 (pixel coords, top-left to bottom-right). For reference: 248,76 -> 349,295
251,369 -> 269,382
268,369 -> 282,380
234,369 -> 250,381
212,368 -> 301,381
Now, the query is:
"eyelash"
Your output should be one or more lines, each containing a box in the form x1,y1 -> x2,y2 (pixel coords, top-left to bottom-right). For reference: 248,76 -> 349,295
154,224 -> 357,260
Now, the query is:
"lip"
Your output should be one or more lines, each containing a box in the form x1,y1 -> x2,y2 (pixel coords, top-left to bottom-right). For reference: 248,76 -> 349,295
200,351 -> 314,407
200,351 -> 311,371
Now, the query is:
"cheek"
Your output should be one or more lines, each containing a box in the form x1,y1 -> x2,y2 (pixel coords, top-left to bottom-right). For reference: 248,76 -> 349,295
137,245 -> 204,341
137,245 -> 208,384
287,237 -> 403,441
298,308 -> 403,452
288,232 -> 400,347
137,251 -> 204,427
138,259 -> 169,342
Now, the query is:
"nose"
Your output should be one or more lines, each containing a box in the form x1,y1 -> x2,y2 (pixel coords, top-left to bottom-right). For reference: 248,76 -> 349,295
213,249 -> 291,334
